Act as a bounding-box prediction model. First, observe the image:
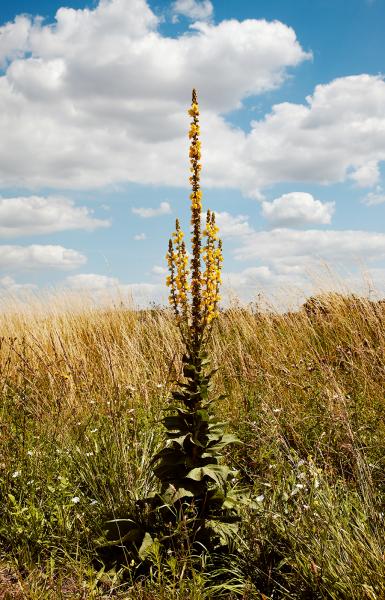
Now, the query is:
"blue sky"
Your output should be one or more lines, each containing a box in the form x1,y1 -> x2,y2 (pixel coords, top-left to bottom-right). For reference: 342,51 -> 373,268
0,0 -> 384,306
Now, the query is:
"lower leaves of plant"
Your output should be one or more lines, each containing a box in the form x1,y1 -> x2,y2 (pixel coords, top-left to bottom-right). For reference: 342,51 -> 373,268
97,348 -> 254,577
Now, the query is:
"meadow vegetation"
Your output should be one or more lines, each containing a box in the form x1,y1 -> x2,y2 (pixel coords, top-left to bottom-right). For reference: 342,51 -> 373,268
0,292 -> 384,598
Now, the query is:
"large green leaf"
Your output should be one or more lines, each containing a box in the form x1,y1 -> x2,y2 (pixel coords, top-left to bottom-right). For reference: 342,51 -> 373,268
103,519 -> 143,545
167,433 -> 190,446
162,483 -> 197,503
151,446 -> 185,462
138,532 -> 155,560
186,464 -> 231,487
206,433 -> 241,452
205,519 -> 240,549
153,463 -> 187,481
162,415 -> 189,433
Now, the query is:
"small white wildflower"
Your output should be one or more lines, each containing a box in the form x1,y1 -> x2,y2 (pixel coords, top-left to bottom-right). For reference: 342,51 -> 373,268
89,400 -> 95,405
27,479 -> 34,485
85,452 -> 94,457
77,421 -> 81,425
295,483 -> 304,489
314,478 -> 320,489
90,499 -> 98,505
27,450 -> 33,456
256,494 -> 264,502
302,504 -> 310,510
156,383 -> 163,388
12,470 -> 21,478
90,428 -> 98,434
71,496 -> 80,504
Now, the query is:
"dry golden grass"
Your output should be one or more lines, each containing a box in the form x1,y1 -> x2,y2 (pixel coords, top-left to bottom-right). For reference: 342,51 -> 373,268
0,291 -> 384,598
1,292 -> 383,437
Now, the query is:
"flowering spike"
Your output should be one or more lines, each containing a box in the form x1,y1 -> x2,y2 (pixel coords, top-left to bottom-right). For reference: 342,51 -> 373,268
166,238 -> 179,318
189,89 -> 203,348
166,89 -> 222,347
202,209 -> 222,325
172,219 -> 189,322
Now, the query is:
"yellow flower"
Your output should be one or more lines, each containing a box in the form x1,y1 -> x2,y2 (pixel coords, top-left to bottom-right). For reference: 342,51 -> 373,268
188,103 -> 199,117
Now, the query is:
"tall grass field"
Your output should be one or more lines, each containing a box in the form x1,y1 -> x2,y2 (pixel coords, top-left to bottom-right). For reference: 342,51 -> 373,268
0,292 -> 384,598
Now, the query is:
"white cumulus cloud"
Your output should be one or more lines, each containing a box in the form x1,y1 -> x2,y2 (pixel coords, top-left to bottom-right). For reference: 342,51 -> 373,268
212,209 -> 385,300
261,192 -> 335,226
234,229 -> 385,268
152,265 -> 168,275
240,74 -> 385,194
66,273 -> 118,290
363,189 -> 385,206
223,266 -> 272,287
65,273 -> 165,305
349,161 -> 380,188
0,245 -> 86,270
214,211 -> 253,237
0,196 -> 110,237
171,0 -> 213,21
1,4 -> 385,198
0,275 -> 37,291
0,0 -> 309,190
0,15 -> 32,67
132,201 -> 171,218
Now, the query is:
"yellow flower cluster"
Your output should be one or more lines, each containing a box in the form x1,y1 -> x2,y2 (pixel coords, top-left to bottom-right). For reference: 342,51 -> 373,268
189,139 -> 201,160
202,210 -> 223,324
166,89 -> 223,342
190,190 -> 202,213
188,123 -> 200,139
172,219 -> 190,317
166,239 -> 178,316
188,103 -> 199,118
166,220 -> 190,320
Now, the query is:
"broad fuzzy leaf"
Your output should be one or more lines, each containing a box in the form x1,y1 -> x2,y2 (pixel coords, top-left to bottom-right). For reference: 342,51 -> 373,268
138,532 -> 155,560
186,464 -> 231,487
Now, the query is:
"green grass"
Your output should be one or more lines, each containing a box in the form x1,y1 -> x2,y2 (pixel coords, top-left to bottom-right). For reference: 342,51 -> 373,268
0,293 -> 384,598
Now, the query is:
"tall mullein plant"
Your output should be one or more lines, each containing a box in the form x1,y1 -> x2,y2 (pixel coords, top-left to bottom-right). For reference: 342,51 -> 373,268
99,92 -> 249,570
153,90 -> 242,550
